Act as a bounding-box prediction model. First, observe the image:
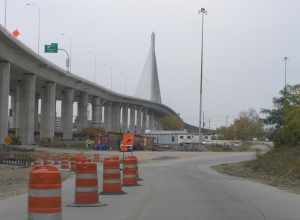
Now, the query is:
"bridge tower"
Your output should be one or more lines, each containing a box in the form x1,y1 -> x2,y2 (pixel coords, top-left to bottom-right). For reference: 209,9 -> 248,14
135,32 -> 162,104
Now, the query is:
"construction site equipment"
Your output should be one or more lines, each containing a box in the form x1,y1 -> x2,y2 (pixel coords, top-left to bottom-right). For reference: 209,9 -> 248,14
120,132 -> 134,152
28,165 -> 62,220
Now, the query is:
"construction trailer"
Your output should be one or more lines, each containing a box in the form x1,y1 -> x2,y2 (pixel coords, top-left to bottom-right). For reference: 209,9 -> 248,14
145,130 -> 190,145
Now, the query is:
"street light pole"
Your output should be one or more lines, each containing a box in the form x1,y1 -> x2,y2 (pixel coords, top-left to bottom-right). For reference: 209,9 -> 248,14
110,67 -> 113,90
4,0 -> 7,28
60,33 -> 73,72
283,56 -> 288,91
198,8 -> 207,144
58,48 -> 70,72
26,2 -> 41,55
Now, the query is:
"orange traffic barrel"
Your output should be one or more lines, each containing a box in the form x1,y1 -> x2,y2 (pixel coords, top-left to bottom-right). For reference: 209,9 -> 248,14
123,156 -> 138,186
132,155 -> 142,181
70,154 -> 87,171
111,155 -> 120,160
28,165 -> 62,220
71,162 -> 100,207
102,158 -> 124,194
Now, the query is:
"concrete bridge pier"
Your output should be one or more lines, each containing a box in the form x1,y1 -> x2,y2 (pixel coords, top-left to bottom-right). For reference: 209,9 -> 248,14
40,82 -> 56,140
136,107 -> 142,134
122,105 -> 128,132
19,73 -> 36,145
78,92 -> 88,130
129,106 -> 135,133
10,91 -> 16,129
34,96 -> 40,133
142,109 -> 147,132
92,96 -> 102,128
111,102 -> 121,132
0,62 -> 10,144
61,88 -> 74,140
104,102 -> 112,131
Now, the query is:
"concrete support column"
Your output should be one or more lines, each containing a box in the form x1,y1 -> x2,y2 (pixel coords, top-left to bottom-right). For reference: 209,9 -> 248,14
104,102 -> 112,131
111,102 -> 121,132
92,97 -> 102,128
136,108 -> 142,134
153,115 -> 160,130
0,62 -> 10,144
11,92 -> 16,129
19,74 -> 36,144
14,81 -> 22,135
122,105 -> 128,132
149,112 -> 155,130
129,106 -> 135,132
40,82 -> 56,140
61,88 -> 74,140
142,109 -> 147,132
34,95 -> 40,132
78,92 -> 88,129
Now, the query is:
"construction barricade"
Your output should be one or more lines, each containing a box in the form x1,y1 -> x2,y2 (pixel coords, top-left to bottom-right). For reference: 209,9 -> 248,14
123,156 -> 138,186
28,165 -> 62,220
102,157 -> 124,194
70,162 -> 101,207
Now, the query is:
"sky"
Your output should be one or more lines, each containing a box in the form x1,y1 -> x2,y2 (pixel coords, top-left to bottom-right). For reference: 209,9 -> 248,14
2,0 -> 300,128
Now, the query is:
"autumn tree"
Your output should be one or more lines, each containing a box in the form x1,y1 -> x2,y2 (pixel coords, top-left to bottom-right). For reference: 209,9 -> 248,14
217,109 -> 264,141
160,115 -> 184,130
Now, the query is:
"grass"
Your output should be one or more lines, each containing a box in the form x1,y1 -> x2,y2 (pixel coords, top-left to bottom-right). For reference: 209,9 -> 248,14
205,142 -> 255,152
213,146 -> 300,193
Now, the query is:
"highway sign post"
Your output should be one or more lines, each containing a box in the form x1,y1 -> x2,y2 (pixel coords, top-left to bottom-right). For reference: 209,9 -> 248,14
44,43 -> 58,53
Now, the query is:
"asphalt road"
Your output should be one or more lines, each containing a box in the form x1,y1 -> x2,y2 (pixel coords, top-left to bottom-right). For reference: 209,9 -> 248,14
1,152 -> 300,220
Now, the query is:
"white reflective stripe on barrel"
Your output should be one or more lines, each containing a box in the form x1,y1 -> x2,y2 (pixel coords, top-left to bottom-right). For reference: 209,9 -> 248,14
124,174 -> 136,178
29,189 -> 61,197
104,169 -> 119,174
124,164 -> 136,168
29,212 -> 61,220
76,173 -> 97,179
76,187 -> 98,193
103,179 -> 121,184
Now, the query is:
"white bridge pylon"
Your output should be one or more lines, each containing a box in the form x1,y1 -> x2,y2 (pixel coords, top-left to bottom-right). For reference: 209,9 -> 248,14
135,32 -> 162,104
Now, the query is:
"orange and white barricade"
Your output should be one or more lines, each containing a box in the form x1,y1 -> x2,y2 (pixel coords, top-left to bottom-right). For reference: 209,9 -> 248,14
70,162 -> 101,207
123,156 -> 138,186
28,165 -> 62,220
102,157 -> 124,194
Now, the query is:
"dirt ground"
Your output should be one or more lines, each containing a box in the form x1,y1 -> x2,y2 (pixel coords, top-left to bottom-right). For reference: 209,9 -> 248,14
0,165 -> 30,199
0,164 -> 71,200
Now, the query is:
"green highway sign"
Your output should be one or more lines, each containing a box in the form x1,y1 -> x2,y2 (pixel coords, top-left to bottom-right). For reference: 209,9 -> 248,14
44,43 -> 58,53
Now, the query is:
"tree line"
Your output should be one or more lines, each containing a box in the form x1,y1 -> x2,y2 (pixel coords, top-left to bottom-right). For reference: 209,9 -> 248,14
217,84 -> 300,146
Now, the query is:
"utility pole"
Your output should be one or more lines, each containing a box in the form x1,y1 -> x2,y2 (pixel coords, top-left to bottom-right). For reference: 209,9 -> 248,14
202,111 -> 205,129
4,0 -> 7,28
283,56 -> 288,94
198,8 -> 207,144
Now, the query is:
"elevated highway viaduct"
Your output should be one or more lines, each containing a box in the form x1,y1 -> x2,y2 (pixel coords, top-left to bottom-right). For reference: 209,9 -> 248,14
0,26 -> 182,145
